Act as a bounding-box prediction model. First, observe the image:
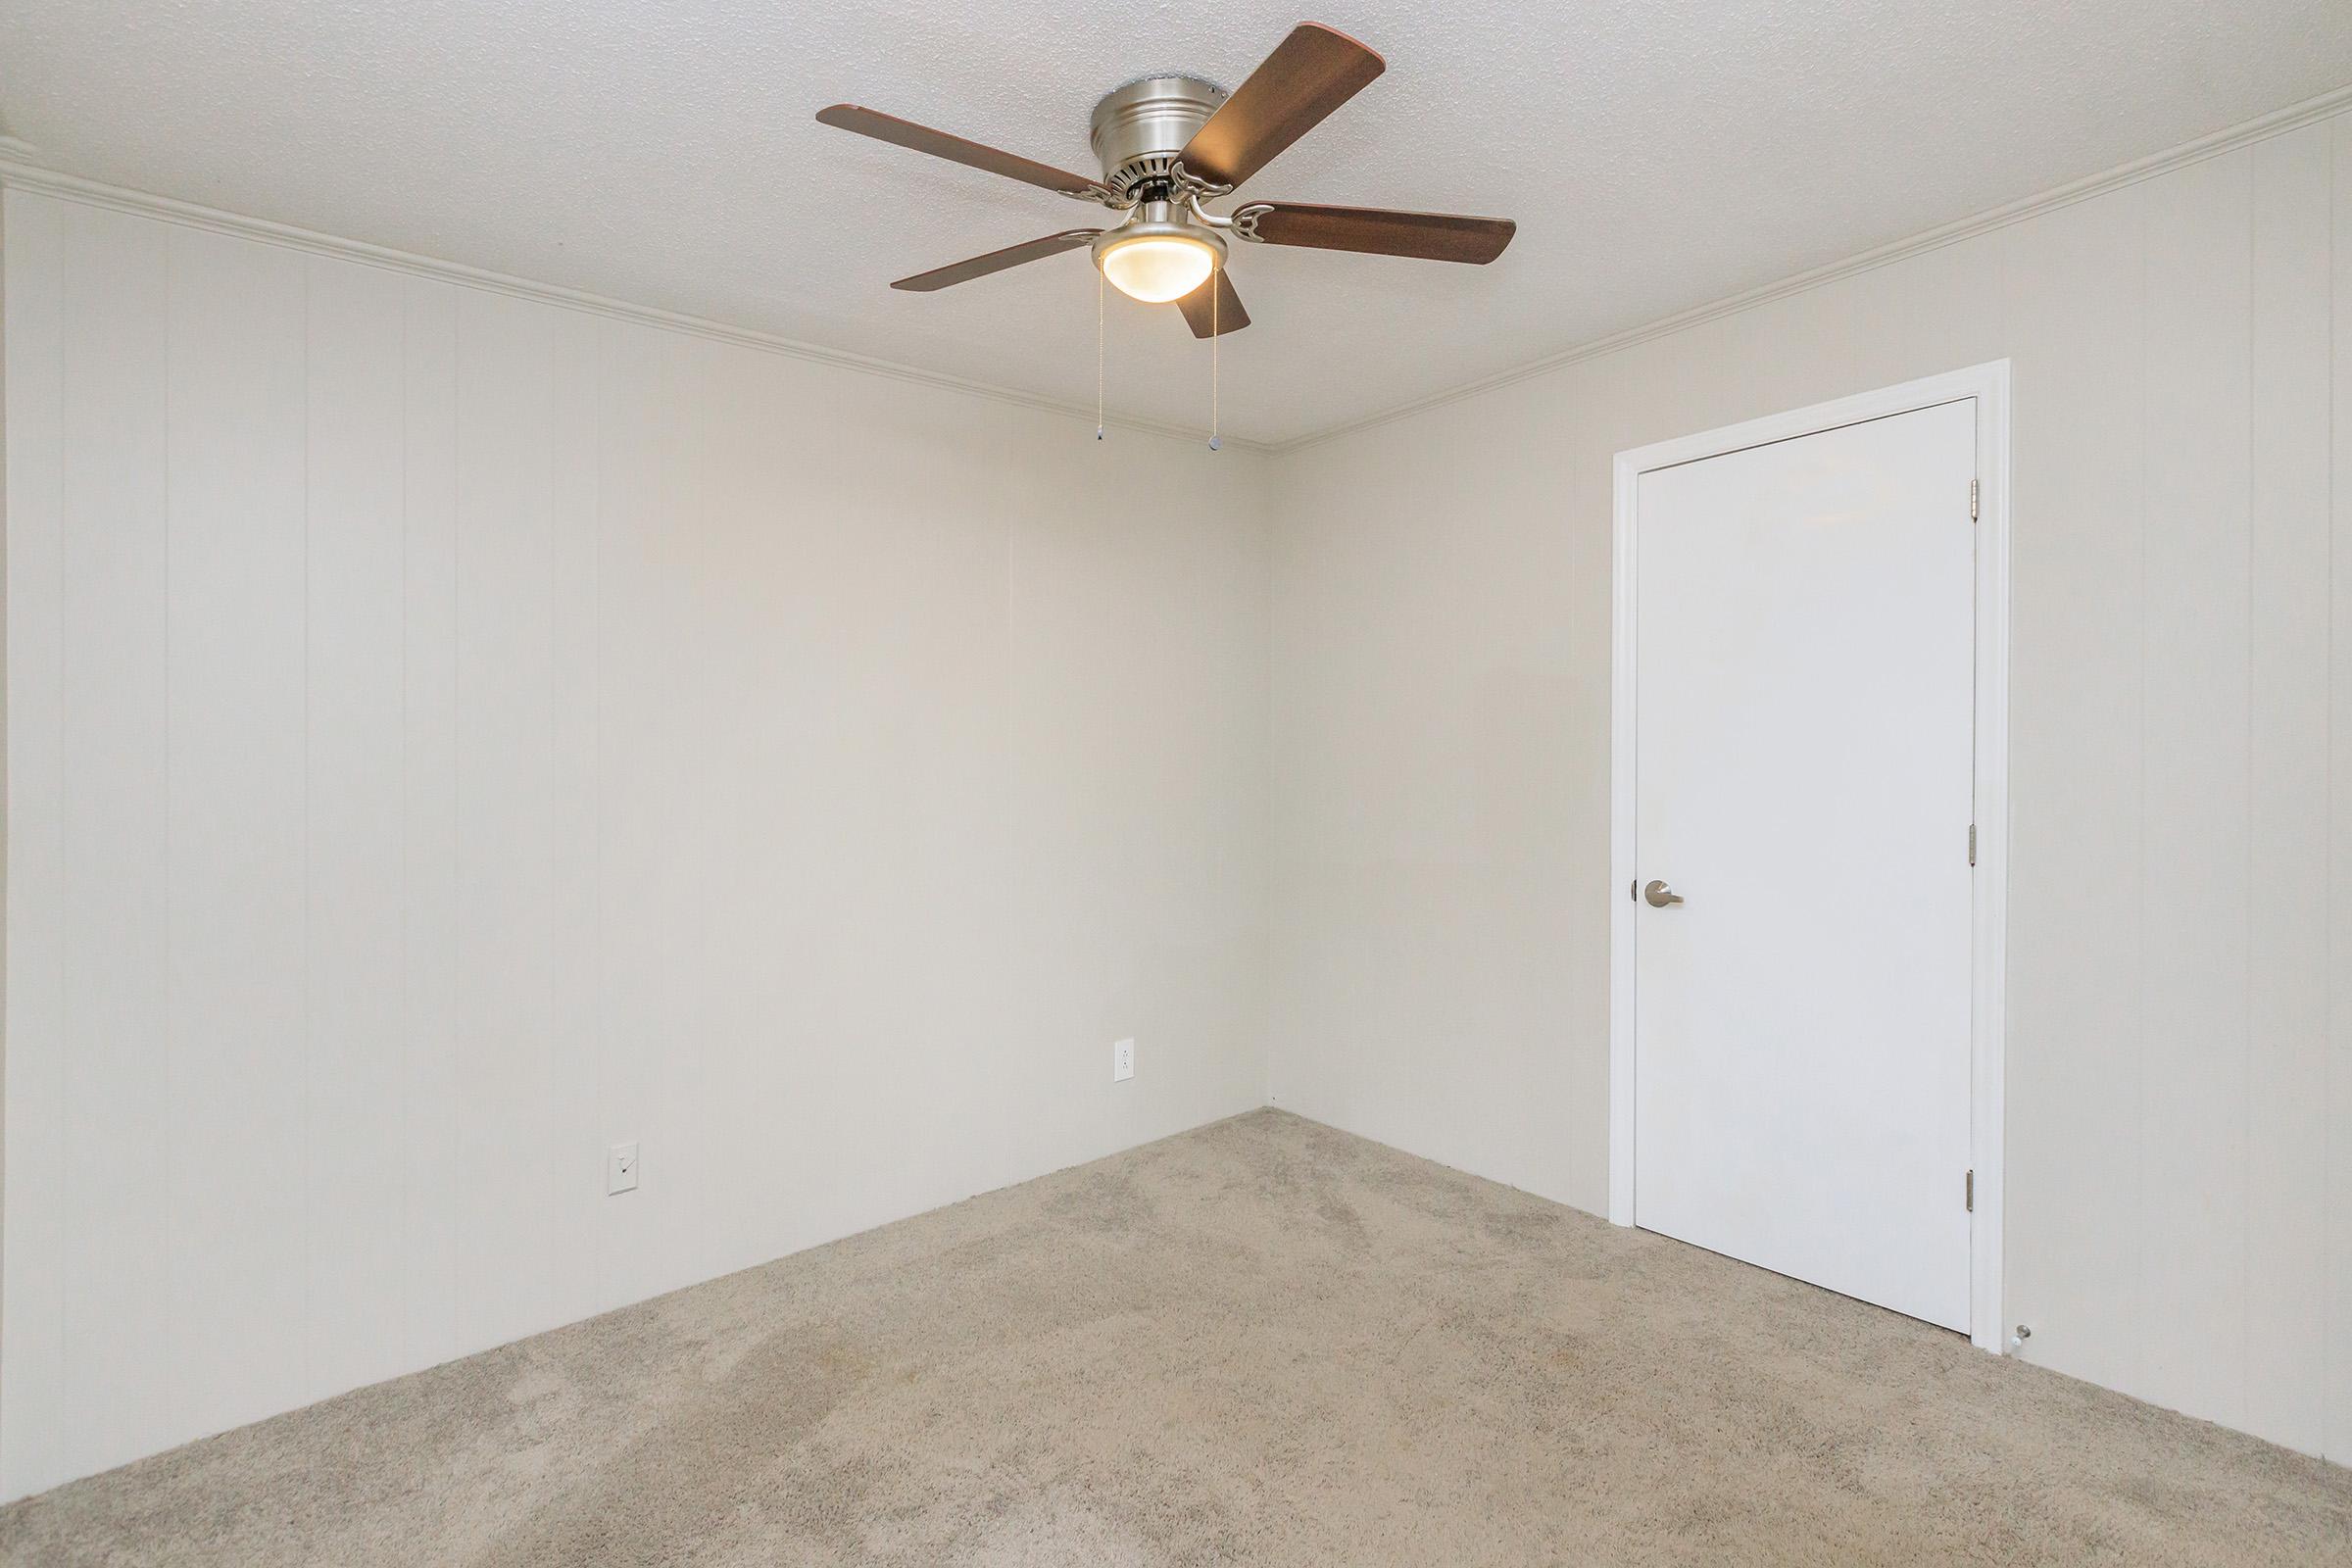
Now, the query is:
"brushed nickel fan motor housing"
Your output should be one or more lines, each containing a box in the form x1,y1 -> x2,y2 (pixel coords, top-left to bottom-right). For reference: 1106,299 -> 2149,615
1089,75 -> 1228,200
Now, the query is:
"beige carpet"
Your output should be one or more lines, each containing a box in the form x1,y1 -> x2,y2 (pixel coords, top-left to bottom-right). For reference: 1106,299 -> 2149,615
3,1109 -> 2346,1566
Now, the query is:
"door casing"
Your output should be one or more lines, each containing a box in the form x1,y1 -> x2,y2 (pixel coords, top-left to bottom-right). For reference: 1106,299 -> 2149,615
1607,362 -> 2011,1354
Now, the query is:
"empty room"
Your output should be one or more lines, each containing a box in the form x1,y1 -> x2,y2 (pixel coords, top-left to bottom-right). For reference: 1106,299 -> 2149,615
1,2 -> 2350,1562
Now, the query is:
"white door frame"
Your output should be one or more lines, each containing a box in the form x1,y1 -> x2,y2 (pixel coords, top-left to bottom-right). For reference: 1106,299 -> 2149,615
1607,362 -> 2011,1353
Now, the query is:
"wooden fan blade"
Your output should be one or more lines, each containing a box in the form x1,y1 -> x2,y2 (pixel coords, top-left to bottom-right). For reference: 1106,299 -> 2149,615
1240,203 -> 1515,264
817,105 -> 1110,199
891,230 -> 1102,292
1176,270 -> 1250,337
1177,24 -> 1385,188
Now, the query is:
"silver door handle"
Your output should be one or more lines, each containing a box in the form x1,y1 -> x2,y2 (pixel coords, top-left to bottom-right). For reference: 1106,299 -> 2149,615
1642,879 -> 1684,907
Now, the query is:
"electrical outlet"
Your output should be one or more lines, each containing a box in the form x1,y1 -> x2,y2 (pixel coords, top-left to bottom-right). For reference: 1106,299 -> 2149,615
607,1142 -> 639,1195
1112,1038 -> 1135,1082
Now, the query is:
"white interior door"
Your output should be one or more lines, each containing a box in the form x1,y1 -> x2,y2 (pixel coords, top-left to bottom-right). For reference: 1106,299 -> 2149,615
1632,398 -> 1977,1332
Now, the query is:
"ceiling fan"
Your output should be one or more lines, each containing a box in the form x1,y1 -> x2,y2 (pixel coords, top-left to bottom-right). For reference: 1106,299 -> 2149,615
815,22 -> 1515,337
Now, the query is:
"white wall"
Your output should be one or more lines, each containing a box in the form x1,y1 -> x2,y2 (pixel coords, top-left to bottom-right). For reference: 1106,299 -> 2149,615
1268,109 -> 2352,1462
0,187 -> 1273,1500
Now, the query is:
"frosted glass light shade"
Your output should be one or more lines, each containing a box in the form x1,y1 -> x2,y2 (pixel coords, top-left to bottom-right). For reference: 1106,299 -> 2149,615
1099,233 -> 1218,303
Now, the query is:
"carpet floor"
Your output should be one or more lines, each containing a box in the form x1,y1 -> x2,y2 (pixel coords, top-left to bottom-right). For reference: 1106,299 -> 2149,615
2,1108 -> 2346,1566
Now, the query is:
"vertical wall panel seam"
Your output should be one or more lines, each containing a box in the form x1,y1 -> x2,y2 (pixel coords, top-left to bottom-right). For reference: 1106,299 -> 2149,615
45,202 -> 69,1486
448,299 -> 463,1346
2243,162 -> 2257,1424
589,319 -> 605,1302
544,323 -> 560,1302
299,256 -> 315,1399
700,345 -> 711,1271
42,204 -> 60,1486
158,224 -> 176,1443
2324,122 -> 2336,1461
440,292 -> 459,1356
2326,123 -> 2340,1460
55,211 -> 71,1471
397,279 -> 414,1369
590,318 -> 605,1304
2135,187 -> 2152,1399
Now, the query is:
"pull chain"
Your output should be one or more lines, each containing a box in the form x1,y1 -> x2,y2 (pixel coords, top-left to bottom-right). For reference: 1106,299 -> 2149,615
1095,268 -> 1105,441
1207,273 -> 1221,452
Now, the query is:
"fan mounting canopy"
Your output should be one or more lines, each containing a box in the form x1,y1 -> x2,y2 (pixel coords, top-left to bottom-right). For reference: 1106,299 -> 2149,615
1088,76 -> 1229,200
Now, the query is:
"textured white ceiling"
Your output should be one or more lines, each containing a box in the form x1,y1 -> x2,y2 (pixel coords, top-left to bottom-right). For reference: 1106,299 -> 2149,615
4,2 -> 2348,443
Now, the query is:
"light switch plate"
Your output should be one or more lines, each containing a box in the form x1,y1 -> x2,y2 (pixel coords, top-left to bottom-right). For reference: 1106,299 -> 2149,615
607,1141 -> 640,1195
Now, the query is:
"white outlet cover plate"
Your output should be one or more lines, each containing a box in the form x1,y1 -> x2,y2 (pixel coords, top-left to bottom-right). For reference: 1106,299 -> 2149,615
608,1141 -> 640,1195
1113,1039 -> 1135,1083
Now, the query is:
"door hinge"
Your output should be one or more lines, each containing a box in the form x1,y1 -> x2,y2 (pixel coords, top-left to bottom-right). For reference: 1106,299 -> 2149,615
1969,477 -> 1980,520
1968,823 -> 1977,865
1966,1169 -> 1975,1212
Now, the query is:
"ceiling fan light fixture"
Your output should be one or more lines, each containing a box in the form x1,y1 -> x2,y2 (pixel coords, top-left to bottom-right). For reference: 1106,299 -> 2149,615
822,24 -> 1518,339
1100,234 -> 1218,302
1094,217 -> 1224,304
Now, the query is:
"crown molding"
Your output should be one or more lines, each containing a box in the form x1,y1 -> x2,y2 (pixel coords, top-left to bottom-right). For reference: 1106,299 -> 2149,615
1266,81 -> 2352,455
0,157 -> 1269,456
